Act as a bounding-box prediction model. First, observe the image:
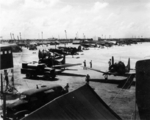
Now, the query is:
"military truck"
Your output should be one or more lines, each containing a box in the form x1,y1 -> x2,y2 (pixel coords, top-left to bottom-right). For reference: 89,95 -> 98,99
21,62 -> 56,79
6,84 -> 69,120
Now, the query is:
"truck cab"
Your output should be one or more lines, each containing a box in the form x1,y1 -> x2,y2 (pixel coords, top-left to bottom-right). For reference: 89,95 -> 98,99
21,62 -> 56,80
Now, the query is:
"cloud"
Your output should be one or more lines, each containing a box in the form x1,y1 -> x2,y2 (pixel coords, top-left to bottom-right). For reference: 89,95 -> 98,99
106,13 -> 118,20
61,5 -> 72,13
1,0 -> 150,39
127,22 -> 138,29
0,0 -> 60,10
91,2 -> 108,13
23,0 -> 60,9
146,2 -> 150,9
0,0 -> 24,10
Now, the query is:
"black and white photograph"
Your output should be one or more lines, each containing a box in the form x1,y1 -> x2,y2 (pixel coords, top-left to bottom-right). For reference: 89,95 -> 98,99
0,0 -> 150,120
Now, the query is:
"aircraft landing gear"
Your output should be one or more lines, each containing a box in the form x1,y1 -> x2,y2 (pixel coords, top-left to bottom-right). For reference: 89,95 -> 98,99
103,74 -> 108,80
44,74 -> 51,80
26,73 -> 32,79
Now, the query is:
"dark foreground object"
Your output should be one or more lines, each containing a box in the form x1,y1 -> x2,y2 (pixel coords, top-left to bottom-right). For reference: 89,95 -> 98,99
136,59 -> 150,120
5,84 -> 68,120
22,84 -> 121,120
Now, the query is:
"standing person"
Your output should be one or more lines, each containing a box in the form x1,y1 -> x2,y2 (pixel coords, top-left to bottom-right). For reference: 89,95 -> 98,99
85,74 -> 90,84
64,83 -> 69,93
4,70 -> 9,91
83,60 -> 86,69
90,60 -> 92,68
10,69 -> 18,93
38,50 -> 42,60
11,69 -> 14,87
108,59 -> 111,67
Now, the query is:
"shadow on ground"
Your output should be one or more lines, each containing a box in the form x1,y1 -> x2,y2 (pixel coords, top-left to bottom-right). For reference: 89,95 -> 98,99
89,78 -> 135,89
58,72 -> 86,77
23,77 -> 59,81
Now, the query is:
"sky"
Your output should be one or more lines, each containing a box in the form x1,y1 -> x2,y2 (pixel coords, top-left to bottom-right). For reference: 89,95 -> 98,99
0,0 -> 150,39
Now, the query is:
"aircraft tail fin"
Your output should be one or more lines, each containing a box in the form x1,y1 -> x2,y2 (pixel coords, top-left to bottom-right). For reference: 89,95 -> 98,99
112,56 -> 114,65
126,58 -> 130,72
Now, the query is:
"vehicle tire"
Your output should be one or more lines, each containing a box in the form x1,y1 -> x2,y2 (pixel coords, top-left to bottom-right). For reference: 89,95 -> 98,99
44,74 -> 50,80
14,110 -> 29,120
32,74 -> 37,79
109,65 -> 116,72
26,73 -> 31,78
51,74 -> 56,79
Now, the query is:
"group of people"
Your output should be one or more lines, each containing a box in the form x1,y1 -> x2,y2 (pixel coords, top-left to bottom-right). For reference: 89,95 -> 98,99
83,60 -> 92,69
84,58 -> 112,70
83,60 -> 92,84
3,69 -> 17,93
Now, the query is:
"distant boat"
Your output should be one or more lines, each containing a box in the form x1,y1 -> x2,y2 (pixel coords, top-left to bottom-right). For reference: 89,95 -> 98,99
73,40 -> 80,44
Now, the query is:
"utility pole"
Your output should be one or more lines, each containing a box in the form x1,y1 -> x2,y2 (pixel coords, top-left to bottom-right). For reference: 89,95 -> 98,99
41,31 -> 43,39
19,32 -> 22,40
76,32 -> 78,39
41,31 -> 43,44
10,33 -> 12,40
17,36 -> 19,40
0,36 -> 3,43
12,33 -> 15,40
64,30 -> 67,47
1,73 -> 6,120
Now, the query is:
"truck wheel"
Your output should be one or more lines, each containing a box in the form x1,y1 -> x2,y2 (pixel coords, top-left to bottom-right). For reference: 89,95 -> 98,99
32,74 -> 37,79
51,75 -> 56,79
44,74 -> 50,80
26,73 -> 31,78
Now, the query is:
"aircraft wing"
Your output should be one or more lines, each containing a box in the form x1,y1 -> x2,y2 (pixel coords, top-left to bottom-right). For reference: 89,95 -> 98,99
81,44 -> 90,48
87,67 -> 122,76
110,71 -> 135,77
53,63 -> 81,69
86,67 -> 108,74
125,70 -> 136,75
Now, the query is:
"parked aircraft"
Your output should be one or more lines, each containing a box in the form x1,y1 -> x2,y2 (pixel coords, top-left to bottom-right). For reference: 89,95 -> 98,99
49,46 -> 82,56
38,50 -> 81,71
80,43 -> 97,48
97,40 -> 116,47
87,56 -> 135,80
116,39 -> 137,46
